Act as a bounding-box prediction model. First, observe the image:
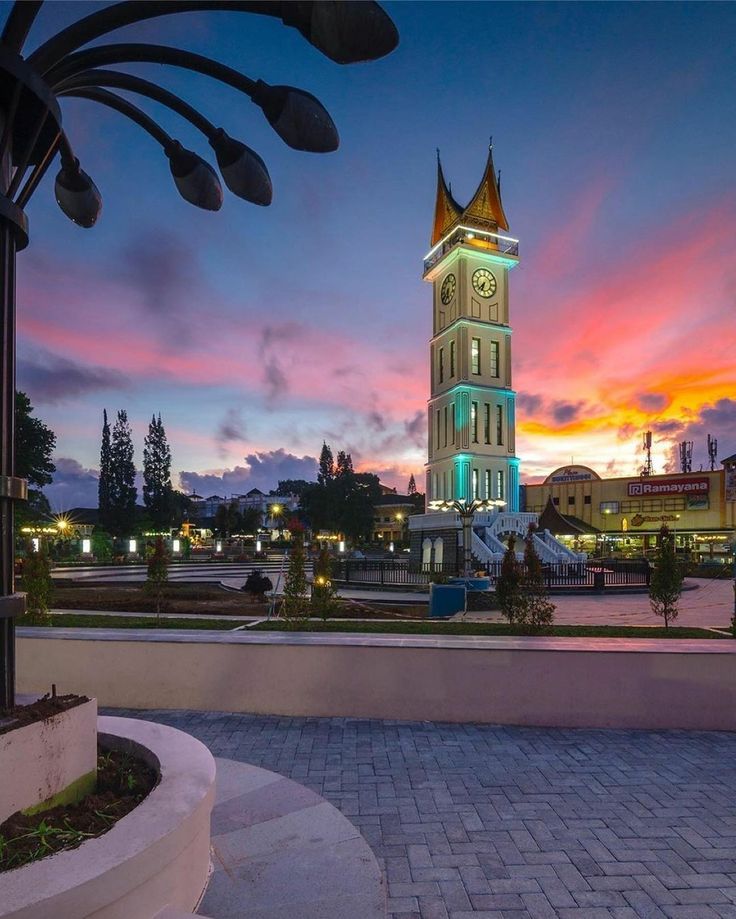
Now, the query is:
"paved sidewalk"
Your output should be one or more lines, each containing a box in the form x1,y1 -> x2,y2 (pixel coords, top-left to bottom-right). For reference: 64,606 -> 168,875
111,708 -> 736,919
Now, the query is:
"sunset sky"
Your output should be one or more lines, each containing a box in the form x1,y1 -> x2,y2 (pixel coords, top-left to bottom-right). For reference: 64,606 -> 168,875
6,1 -> 736,509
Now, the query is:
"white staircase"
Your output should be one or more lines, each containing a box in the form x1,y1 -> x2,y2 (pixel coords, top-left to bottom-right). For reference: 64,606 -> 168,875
470,513 -> 587,565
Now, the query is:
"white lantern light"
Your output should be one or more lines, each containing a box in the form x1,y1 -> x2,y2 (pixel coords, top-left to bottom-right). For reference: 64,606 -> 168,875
129,539 -> 137,554
81,538 -> 91,554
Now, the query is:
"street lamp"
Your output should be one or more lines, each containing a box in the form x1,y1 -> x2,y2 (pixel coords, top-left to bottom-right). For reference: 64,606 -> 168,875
428,497 -> 506,578
0,0 -> 398,711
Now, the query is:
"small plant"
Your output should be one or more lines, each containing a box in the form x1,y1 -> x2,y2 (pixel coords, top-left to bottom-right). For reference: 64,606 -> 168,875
144,536 -> 169,621
281,531 -> 309,628
495,534 -> 523,623
22,541 -> 53,624
518,525 -> 555,633
311,547 -> 339,621
649,525 -> 683,628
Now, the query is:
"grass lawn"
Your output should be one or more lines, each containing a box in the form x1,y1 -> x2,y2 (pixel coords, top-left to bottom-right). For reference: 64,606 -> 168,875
251,619 -> 731,639
34,614 -> 252,630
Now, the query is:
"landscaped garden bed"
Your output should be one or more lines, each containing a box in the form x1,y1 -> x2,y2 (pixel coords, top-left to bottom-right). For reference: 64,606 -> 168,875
0,691 -> 88,736
0,745 -> 157,873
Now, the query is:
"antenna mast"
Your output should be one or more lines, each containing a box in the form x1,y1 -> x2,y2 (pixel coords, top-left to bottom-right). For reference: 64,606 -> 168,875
707,434 -> 718,472
641,431 -> 653,477
679,441 -> 693,474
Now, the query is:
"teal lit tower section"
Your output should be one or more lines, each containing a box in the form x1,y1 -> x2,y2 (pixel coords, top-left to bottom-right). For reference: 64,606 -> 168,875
423,146 -> 520,511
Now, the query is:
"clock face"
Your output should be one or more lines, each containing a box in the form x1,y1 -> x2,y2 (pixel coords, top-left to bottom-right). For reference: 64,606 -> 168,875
440,273 -> 456,305
472,267 -> 497,299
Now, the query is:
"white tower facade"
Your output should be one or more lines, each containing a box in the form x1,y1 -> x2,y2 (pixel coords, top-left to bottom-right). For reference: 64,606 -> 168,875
423,147 -> 520,511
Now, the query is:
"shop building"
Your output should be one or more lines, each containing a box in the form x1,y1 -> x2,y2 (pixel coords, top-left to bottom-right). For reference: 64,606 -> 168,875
522,464 -> 736,560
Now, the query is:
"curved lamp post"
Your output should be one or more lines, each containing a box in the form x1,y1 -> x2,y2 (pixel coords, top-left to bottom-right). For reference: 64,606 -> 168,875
0,0 -> 398,710
428,498 -> 506,578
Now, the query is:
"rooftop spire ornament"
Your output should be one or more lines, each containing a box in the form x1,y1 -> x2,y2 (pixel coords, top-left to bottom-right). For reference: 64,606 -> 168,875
0,0 -> 398,710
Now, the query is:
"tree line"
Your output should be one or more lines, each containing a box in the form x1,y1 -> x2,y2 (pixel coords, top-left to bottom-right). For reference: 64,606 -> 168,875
98,410 -> 189,535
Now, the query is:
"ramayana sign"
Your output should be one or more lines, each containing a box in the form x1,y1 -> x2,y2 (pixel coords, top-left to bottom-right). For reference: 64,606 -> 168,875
627,476 -> 710,497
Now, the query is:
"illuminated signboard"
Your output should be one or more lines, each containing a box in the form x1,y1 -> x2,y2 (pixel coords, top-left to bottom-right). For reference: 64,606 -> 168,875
627,476 -> 709,497
545,465 -> 600,484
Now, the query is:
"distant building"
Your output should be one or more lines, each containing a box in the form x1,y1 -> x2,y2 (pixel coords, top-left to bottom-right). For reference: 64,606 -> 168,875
373,494 -> 416,543
522,463 -> 736,560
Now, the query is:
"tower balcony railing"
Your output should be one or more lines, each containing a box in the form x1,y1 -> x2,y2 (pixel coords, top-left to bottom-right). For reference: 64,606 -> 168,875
423,225 -> 520,275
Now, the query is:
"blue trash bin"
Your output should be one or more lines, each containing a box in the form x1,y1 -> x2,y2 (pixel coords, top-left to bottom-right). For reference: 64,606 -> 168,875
448,577 -> 491,592
428,583 -> 466,618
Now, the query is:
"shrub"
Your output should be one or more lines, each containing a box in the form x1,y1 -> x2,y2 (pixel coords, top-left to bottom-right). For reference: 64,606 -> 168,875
23,542 -> 53,625
649,525 -> 684,628
518,525 -> 555,633
144,536 -> 169,621
311,547 -> 339,621
496,534 -> 522,622
282,537 -> 309,628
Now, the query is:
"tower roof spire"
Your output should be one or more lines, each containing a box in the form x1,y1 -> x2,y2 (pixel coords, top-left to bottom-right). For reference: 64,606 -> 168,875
430,143 -> 510,244
462,143 -> 509,232
431,149 -> 463,246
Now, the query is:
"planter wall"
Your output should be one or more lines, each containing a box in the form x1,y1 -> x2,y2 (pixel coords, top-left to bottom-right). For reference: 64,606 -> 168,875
1,716 -> 215,919
0,698 -> 97,823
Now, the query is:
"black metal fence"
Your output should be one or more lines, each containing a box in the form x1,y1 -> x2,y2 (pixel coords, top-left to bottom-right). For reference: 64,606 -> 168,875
333,558 -> 651,590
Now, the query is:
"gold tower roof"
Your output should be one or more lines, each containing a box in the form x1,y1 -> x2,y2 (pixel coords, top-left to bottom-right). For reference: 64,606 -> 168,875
431,145 -> 509,245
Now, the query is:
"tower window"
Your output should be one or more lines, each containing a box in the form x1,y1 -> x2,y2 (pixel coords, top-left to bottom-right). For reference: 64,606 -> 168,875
568,496 -> 575,506
449,340 -> 456,377
496,405 -> 503,445
484,403 -> 491,444
471,401 -> 478,443
443,405 -> 448,447
438,347 -> 444,384
497,470 -> 504,500
436,410 -> 441,450
471,338 -> 481,375
451,402 -> 455,444
490,341 -> 499,378
484,469 -> 491,499
472,469 -> 479,500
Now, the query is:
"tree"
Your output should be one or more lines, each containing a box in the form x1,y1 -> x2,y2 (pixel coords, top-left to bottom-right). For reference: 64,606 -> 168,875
143,413 -> 174,530
214,502 -> 241,537
275,479 -> 313,498
109,410 -> 137,536
281,531 -> 309,627
22,542 -> 53,625
312,546 -> 339,621
519,524 -> 555,633
15,391 -> 56,520
240,506 -> 263,534
496,534 -> 523,623
98,409 -> 113,530
407,474 -> 417,495
317,442 -> 335,486
649,525 -> 683,628
144,536 -> 169,621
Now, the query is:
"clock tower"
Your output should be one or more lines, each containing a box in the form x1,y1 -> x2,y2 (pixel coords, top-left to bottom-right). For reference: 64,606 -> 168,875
423,145 -> 520,511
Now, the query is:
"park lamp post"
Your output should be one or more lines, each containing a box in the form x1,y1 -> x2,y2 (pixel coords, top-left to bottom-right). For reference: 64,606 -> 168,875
0,0 -> 398,711
428,498 -> 506,579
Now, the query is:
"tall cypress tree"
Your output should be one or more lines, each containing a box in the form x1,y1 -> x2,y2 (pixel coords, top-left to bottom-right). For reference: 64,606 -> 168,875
317,442 -> 334,485
407,474 -> 417,495
98,409 -> 112,529
143,413 -> 173,529
109,410 -> 137,536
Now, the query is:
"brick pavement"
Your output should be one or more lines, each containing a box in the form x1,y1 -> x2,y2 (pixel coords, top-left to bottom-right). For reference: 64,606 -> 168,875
112,709 -> 736,919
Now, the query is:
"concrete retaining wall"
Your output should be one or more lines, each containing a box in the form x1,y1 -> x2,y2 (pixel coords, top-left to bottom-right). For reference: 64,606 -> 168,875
15,631 -> 736,731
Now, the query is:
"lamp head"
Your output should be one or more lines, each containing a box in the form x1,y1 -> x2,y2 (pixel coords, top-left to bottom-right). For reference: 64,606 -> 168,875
54,158 -> 102,227
166,141 -> 223,211
210,129 -> 272,206
251,80 -> 338,153
281,1 -> 399,64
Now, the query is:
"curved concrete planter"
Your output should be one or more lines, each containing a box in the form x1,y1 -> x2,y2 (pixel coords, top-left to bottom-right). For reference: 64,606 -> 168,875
0,716 -> 215,919
0,697 -> 97,823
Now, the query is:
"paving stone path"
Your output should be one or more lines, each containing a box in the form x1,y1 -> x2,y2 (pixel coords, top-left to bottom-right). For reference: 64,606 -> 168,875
112,709 -> 736,919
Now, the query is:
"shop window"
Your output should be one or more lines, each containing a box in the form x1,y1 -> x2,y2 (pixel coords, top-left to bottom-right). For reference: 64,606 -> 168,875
568,496 -> 575,506
584,495 -> 592,505
642,499 -> 662,512
600,501 -> 619,513
553,497 -> 560,506
663,497 -> 686,510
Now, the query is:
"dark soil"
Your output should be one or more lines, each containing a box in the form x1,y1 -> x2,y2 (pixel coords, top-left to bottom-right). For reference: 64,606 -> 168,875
0,746 -> 157,872
0,692 -> 89,736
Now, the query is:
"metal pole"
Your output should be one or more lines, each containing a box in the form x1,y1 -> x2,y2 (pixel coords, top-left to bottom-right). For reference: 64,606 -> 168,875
0,210 -> 17,711
462,511 -> 472,579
